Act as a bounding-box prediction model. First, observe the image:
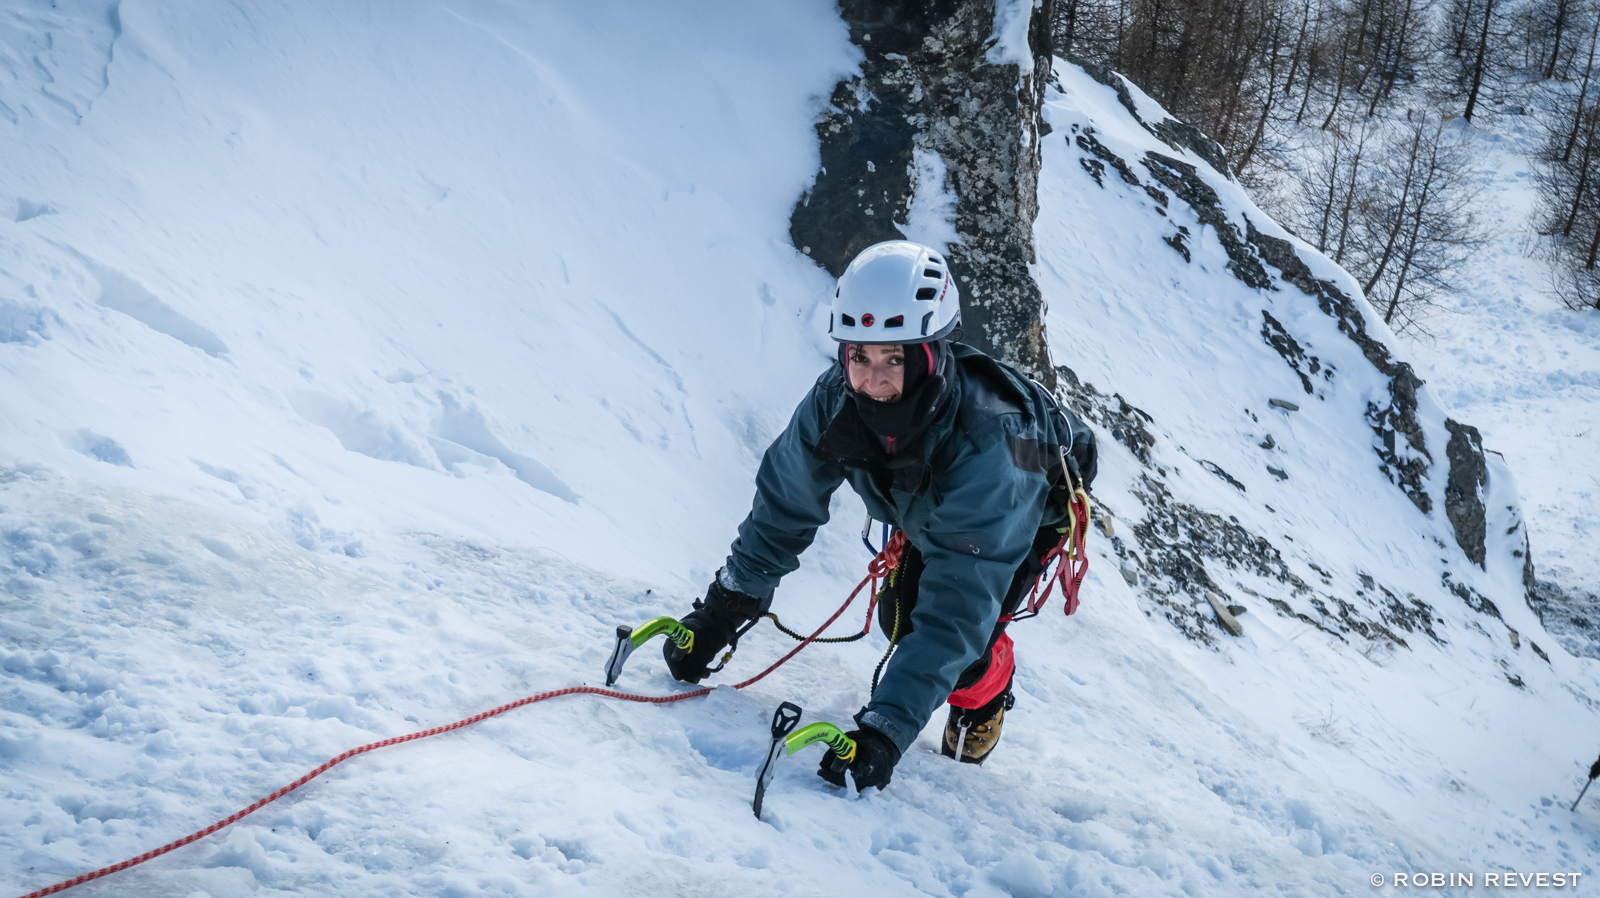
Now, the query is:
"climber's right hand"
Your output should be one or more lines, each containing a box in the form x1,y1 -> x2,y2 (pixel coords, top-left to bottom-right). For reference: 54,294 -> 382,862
663,575 -> 768,684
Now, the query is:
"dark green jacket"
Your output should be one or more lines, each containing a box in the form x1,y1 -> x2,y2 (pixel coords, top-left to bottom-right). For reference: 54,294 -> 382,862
725,344 -> 1090,752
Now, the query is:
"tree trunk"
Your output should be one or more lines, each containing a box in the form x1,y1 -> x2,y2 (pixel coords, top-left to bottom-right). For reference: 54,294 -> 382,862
1283,0 -> 1312,99
1317,137 -> 1345,251
1364,126 -> 1425,295
1543,0 -> 1570,80
1384,134 -> 1441,325
1560,116 -> 1596,236
1334,128 -> 1371,263
1379,0 -> 1418,103
1238,15 -> 1284,172
1059,0 -> 1079,55
1562,14 -> 1600,161
1463,0 -> 1496,121
1322,38 -> 1351,129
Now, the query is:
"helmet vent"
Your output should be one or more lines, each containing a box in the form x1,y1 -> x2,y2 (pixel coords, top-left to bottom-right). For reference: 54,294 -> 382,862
924,269 -> 942,278
840,314 -> 856,327
928,255 -> 943,264
915,287 -> 937,300
884,315 -> 904,328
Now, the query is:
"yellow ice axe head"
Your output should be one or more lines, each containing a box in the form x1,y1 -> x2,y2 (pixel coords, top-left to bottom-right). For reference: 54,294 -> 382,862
784,722 -> 857,764
629,616 -> 694,652
603,615 -> 694,686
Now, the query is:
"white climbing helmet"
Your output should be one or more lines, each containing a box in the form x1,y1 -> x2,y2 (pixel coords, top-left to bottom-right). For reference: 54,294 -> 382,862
830,240 -> 960,344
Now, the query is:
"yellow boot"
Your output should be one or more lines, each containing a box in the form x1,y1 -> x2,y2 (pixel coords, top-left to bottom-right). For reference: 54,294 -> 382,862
940,691 -> 1013,765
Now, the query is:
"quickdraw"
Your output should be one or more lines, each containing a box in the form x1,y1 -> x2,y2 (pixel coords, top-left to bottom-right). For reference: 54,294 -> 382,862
1010,487 -> 1093,621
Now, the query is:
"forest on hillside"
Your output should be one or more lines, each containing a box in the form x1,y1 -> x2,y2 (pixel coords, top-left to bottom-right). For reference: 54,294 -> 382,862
1052,0 -> 1600,322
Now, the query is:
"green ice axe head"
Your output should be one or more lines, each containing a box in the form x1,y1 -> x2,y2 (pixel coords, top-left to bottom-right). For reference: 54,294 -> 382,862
784,722 -> 857,770
603,615 -> 695,686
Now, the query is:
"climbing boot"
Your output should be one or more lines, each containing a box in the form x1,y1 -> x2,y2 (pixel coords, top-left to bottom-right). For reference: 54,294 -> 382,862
940,690 -> 1014,765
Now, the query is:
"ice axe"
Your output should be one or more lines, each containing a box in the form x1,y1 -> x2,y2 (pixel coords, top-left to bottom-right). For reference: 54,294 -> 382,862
752,701 -> 803,819
604,616 -> 695,687
751,710 -> 858,817
1573,777 -> 1595,812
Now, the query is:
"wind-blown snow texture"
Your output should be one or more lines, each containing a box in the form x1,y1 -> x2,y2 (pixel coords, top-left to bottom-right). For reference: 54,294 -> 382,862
2,3 -> 1597,896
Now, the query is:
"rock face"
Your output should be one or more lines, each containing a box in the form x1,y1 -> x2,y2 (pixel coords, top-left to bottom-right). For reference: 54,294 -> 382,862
791,8 -> 1530,633
1530,579 -> 1600,660
789,0 -> 1057,384
1054,61 -> 1532,627
1443,419 -> 1488,568
1067,61 -> 1471,534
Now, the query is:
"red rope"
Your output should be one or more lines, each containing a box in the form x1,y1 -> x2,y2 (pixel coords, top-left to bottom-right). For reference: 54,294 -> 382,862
16,538 -> 906,898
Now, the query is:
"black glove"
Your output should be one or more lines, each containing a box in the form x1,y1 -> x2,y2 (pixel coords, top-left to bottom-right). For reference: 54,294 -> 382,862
663,577 -> 769,684
817,724 -> 901,792
1589,757 -> 1600,780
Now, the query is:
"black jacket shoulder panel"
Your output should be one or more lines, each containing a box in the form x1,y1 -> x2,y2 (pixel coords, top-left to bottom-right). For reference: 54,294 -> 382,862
950,345 -> 1033,438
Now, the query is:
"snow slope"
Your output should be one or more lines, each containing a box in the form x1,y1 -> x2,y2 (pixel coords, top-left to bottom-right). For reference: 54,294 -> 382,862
1382,104 -> 1600,614
3,2 -> 1598,896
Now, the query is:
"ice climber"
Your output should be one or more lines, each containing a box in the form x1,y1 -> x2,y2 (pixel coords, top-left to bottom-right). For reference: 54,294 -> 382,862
664,240 -> 1097,790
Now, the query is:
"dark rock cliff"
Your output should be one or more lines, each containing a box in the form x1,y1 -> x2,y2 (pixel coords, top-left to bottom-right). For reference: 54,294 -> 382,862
790,0 -> 1058,384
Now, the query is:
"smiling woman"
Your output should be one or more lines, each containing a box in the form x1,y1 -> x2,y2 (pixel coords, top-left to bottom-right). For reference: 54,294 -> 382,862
661,239 -> 1099,787
844,343 -> 907,402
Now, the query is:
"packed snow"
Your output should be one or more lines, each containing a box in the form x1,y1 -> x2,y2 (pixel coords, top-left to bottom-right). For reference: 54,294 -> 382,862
3,2 -> 1598,897
1387,106 -> 1600,607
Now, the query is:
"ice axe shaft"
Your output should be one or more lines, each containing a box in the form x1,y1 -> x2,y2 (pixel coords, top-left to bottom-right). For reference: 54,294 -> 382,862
1573,778 -> 1594,812
603,615 -> 695,687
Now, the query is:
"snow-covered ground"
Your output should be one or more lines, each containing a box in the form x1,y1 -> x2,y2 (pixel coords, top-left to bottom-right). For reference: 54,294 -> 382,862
3,3 -> 1598,896
1384,105 -> 1600,604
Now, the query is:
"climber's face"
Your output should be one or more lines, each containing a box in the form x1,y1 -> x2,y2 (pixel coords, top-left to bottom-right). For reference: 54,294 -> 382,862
847,343 -> 906,403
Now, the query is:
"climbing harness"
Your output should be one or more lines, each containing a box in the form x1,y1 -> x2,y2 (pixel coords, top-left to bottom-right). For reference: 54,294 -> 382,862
865,470 -> 1094,696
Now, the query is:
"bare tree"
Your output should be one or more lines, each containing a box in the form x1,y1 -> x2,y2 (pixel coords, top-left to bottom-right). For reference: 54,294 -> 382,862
1558,9 -> 1600,157
1277,112 -> 1479,330
1517,0 -> 1595,79
1277,115 -> 1376,259
1538,81 -> 1600,307
1356,115 -> 1482,328
1365,0 -> 1433,114
1442,0 -> 1519,120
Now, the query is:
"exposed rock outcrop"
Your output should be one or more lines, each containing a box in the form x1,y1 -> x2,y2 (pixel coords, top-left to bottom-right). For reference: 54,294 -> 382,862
1443,420 -> 1488,568
790,0 -> 1057,383
1530,579 -> 1600,660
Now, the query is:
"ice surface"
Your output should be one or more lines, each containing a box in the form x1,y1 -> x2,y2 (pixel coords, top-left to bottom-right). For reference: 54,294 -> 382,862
2,2 -> 1597,896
